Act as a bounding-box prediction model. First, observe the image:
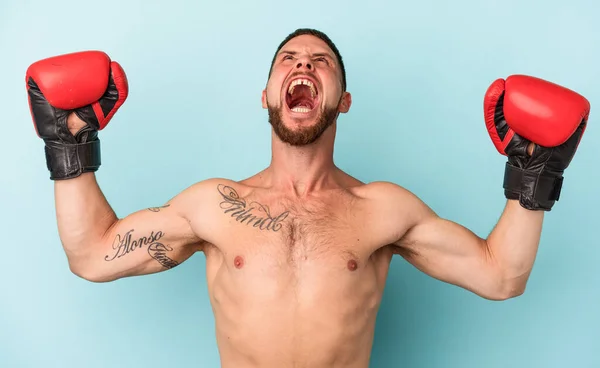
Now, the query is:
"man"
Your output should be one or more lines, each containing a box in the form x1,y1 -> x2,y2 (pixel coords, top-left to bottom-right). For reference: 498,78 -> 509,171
26,28 -> 589,367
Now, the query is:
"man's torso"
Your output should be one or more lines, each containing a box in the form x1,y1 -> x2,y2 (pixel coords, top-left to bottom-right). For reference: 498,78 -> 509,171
184,174 -> 410,367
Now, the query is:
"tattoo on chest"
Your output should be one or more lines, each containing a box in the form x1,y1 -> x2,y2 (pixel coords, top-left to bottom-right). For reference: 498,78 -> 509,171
218,184 -> 289,232
104,229 -> 179,269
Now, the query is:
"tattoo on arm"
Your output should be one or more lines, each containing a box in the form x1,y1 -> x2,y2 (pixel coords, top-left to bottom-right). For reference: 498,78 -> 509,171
148,243 -> 179,269
148,204 -> 170,212
217,184 -> 289,232
104,229 -> 179,269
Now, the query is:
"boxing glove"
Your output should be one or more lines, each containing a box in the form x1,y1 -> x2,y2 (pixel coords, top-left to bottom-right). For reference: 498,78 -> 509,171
484,75 -> 590,211
26,51 -> 128,180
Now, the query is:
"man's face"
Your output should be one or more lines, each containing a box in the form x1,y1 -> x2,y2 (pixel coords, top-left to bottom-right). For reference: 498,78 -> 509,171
262,35 -> 351,146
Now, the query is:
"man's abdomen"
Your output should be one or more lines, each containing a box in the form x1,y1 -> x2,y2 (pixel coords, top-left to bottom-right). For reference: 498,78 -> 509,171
208,256 -> 384,368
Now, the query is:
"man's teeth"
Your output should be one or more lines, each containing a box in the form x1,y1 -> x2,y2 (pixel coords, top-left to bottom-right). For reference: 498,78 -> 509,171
292,107 -> 311,113
288,79 -> 317,98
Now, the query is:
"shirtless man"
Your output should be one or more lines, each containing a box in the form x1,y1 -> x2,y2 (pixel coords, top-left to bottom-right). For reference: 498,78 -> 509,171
25,28 -> 590,367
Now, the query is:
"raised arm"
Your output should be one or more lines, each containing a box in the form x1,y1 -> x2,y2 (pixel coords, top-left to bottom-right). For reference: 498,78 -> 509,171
377,75 -> 590,300
391,189 -> 543,300
26,50 -> 204,282
55,173 -> 203,282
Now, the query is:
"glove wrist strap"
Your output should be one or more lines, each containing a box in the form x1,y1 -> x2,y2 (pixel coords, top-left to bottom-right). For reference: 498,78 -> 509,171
503,162 -> 563,211
44,139 -> 101,180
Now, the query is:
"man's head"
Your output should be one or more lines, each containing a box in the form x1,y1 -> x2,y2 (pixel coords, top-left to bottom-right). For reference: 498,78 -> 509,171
262,28 -> 352,146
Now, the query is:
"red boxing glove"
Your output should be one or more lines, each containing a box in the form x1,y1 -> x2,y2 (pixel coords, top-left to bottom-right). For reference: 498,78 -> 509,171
26,51 -> 128,180
484,75 -> 590,211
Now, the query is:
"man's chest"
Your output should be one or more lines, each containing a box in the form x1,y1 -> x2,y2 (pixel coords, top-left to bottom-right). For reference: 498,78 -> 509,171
191,184 -> 397,308
201,186 -> 386,270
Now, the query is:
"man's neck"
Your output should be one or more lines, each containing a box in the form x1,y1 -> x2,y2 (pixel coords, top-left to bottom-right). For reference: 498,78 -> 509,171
267,129 -> 338,196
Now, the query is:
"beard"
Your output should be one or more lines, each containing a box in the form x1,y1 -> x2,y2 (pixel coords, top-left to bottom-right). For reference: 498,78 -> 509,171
267,102 -> 339,146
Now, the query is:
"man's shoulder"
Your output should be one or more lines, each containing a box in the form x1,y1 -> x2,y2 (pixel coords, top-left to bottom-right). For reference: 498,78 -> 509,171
164,177 -> 248,220
174,177 -> 251,199
176,177 -> 231,194
352,181 -> 420,202
353,181 -> 433,218
342,181 -> 435,247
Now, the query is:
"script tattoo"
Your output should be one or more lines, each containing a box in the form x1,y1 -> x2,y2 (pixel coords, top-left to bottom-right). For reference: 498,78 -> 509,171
218,184 -> 289,232
104,229 -> 179,269
148,243 -> 179,269
148,204 -> 170,212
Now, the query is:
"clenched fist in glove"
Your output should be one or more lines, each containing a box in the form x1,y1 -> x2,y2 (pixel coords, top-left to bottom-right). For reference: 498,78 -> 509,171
26,51 -> 128,180
485,75 -> 590,211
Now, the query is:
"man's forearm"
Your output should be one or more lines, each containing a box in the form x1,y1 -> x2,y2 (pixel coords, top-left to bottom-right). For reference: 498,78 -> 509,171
54,173 -> 118,264
486,199 -> 545,292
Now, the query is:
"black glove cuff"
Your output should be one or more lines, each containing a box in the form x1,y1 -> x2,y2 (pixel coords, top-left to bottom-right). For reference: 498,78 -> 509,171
503,162 -> 563,211
44,139 -> 101,180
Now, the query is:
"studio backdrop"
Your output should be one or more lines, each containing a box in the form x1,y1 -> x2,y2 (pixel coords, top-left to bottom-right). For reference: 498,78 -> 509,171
1,0 -> 598,367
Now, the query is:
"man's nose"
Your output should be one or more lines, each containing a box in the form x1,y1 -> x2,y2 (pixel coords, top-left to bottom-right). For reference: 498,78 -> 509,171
295,57 -> 313,71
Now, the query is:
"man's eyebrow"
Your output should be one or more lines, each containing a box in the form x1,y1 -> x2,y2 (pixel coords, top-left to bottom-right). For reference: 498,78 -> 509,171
278,50 -> 297,56
277,50 -> 334,59
312,52 -> 334,58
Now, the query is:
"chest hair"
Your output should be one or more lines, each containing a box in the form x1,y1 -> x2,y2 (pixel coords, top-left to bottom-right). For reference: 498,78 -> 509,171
216,184 -> 360,265
278,195 -> 358,266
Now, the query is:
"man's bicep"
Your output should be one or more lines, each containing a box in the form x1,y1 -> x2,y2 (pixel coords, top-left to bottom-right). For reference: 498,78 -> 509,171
390,193 -> 504,299
398,214 -> 486,259
102,206 -> 200,277
78,185 -> 206,282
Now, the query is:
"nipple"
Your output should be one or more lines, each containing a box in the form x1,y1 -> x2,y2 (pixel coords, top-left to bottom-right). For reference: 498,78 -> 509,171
347,259 -> 358,271
234,256 -> 244,269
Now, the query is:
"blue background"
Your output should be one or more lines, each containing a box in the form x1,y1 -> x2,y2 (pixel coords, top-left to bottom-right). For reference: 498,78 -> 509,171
1,0 -> 598,367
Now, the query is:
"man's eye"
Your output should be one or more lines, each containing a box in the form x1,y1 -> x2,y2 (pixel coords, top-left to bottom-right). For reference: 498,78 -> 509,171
315,57 -> 328,64
283,55 -> 293,60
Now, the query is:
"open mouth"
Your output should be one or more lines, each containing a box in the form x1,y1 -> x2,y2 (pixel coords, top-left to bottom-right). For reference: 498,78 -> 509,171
285,78 -> 319,113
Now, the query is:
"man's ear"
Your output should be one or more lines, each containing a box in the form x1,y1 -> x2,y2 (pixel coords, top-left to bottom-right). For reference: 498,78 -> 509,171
338,92 -> 352,113
262,89 -> 268,109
